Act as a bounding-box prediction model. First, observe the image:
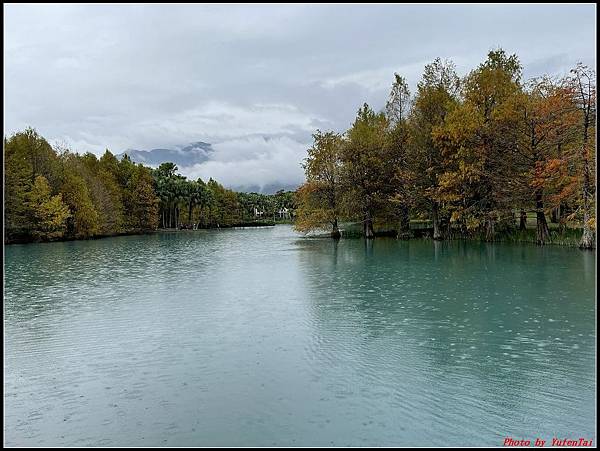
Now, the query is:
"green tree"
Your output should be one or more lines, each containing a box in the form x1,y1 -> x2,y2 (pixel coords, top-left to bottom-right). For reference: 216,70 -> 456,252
96,150 -> 126,234
4,137 -> 33,239
4,128 -> 61,240
386,73 -> 412,234
342,104 -> 396,238
129,165 -> 159,231
60,169 -> 100,239
27,175 -> 70,240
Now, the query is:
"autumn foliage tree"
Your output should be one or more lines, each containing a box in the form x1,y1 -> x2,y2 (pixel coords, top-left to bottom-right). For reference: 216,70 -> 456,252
294,131 -> 345,238
408,58 -> 460,239
295,49 -> 595,248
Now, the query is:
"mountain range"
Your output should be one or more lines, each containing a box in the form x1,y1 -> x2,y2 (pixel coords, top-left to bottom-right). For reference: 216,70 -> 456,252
118,142 -> 298,194
118,141 -> 214,167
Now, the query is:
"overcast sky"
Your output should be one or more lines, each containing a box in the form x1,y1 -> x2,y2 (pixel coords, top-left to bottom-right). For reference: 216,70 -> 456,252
4,4 -> 596,190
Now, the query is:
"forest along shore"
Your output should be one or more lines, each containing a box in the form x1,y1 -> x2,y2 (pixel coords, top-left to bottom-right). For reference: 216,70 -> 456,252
4,132 -> 296,245
294,50 -> 595,250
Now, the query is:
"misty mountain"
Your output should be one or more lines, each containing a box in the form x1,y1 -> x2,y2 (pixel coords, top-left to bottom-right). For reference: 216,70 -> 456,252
118,142 -> 214,167
234,183 -> 300,195
118,141 -> 300,194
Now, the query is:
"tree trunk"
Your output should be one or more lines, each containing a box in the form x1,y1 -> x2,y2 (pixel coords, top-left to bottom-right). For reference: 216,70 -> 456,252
331,218 -> 341,239
485,214 -> 495,242
579,142 -> 595,249
399,204 -> 410,238
364,211 -> 374,239
580,209 -> 594,249
551,207 -> 558,224
535,191 -> 550,245
519,209 -> 527,231
432,202 -> 442,240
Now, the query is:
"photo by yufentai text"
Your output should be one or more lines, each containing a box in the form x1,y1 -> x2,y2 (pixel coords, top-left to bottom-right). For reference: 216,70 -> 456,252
503,437 -> 593,447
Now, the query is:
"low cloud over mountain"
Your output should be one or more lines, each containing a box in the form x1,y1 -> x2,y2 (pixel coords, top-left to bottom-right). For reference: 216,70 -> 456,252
5,5 -> 595,195
119,142 -> 214,167
119,135 -> 306,194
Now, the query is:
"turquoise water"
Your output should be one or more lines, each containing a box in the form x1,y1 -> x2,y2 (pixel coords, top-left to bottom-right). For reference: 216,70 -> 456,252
4,225 -> 596,446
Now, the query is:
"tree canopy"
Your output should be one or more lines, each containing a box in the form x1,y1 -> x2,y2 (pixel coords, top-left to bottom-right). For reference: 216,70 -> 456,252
295,50 -> 596,248
4,129 -> 296,243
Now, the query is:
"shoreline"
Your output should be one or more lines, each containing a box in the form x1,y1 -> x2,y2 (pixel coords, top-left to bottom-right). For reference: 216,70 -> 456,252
3,222 -> 281,245
8,224 -> 590,248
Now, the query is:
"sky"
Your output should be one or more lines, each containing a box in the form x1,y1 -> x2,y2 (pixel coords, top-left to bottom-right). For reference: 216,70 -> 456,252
4,4 -> 596,191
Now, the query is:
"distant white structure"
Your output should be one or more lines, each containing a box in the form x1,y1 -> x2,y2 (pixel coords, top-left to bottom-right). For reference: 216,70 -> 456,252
278,207 -> 290,219
253,206 -> 265,218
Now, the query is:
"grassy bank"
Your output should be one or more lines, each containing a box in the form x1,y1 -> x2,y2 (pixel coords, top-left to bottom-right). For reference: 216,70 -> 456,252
334,221 -> 589,248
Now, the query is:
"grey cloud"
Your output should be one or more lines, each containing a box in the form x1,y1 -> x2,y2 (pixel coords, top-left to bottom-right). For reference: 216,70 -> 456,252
4,4 -> 596,190
181,135 -> 307,190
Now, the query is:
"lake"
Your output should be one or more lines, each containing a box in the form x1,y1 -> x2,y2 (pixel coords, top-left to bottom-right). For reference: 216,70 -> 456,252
4,225 -> 596,446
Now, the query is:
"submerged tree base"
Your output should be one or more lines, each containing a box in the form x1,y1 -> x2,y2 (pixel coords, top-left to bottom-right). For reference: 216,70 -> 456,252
579,231 -> 596,250
332,222 -> 591,248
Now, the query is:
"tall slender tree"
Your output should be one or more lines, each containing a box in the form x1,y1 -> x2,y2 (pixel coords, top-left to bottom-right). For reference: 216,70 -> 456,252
408,58 -> 460,239
568,63 -> 596,249
295,130 -> 345,237
343,104 -> 394,239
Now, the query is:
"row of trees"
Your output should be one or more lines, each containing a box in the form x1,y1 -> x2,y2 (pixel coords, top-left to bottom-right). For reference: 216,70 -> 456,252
5,129 -> 158,242
295,50 -> 596,249
4,129 -> 296,243
153,161 -> 295,228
